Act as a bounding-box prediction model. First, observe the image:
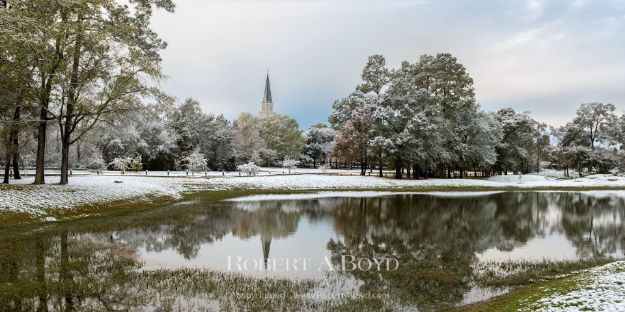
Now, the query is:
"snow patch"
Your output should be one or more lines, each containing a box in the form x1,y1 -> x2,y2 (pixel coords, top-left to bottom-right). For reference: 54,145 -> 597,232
531,261 -> 625,312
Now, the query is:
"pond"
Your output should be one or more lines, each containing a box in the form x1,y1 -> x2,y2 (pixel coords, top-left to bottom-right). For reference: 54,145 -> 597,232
1,191 -> 624,311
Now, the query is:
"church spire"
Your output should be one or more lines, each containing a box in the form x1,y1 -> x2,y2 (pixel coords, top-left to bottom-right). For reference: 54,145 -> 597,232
263,73 -> 272,103
260,72 -> 275,118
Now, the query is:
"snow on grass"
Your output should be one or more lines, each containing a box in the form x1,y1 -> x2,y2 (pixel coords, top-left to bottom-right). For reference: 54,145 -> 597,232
1,176 -> 198,214
209,173 -> 625,190
208,174 -> 503,190
529,261 -> 625,312
4,172 -> 625,216
487,174 -> 549,183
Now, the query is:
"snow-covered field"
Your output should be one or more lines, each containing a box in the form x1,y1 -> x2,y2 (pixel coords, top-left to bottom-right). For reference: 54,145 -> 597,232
0,176 -> 198,215
529,261 -> 625,312
208,173 -> 625,189
3,172 -> 625,215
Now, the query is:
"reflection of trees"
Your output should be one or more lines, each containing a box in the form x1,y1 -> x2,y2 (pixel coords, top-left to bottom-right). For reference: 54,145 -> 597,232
0,231 -> 145,310
323,192 -> 625,310
556,193 -> 625,258
1,192 -> 624,310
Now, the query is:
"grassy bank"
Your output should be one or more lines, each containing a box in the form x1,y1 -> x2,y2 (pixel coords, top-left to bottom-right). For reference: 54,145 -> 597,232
457,260 -> 625,311
4,182 -> 625,227
0,194 -> 176,227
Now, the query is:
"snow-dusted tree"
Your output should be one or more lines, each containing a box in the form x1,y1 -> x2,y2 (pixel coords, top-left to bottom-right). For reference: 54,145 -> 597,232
532,123 -> 551,172
1,0 -> 67,184
168,99 -> 209,156
330,57 -> 388,175
82,149 -> 107,170
572,102 -> 617,150
180,148 -> 207,175
357,54 -> 390,95
549,103 -> 620,176
303,123 -> 335,168
48,0 -> 174,185
200,115 -> 236,171
129,154 -> 142,172
237,162 -> 260,176
494,108 -> 538,175
370,61 -> 445,179
109,154 -> 141,174
281,157 -> 299,173
414,54 -> 484,177
233,113 -> 263,164
109,157 -> 131,174
258,114 -> 305,163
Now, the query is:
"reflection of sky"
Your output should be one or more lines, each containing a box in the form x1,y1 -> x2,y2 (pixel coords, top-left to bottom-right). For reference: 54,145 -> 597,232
140,218 -> 339,279
137,192 -> 625,280
478,233 -> 578,261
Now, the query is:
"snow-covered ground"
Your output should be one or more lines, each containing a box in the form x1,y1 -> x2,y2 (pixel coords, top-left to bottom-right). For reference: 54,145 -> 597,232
3,172 -> 625,215
1,176 -> 197,215
529,261 -> 625,312
208,173 -> 625,190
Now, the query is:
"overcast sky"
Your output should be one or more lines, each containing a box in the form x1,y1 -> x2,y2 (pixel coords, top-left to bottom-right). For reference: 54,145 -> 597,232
151,0 -> 625,129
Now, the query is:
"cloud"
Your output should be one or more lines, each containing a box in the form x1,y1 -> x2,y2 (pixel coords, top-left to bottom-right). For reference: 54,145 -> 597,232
526,0 -> 544,20
151,0 -> 625,128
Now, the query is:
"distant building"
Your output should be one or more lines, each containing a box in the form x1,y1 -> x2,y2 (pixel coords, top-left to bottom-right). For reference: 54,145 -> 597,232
259,73 -> 277,118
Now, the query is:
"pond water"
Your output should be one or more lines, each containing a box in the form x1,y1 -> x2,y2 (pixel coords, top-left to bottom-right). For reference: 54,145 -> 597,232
1,191 -> 624,311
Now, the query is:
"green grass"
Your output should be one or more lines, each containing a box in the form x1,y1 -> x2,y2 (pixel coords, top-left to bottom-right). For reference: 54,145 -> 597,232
457,260 -> 624,312
456,273 -> 585,312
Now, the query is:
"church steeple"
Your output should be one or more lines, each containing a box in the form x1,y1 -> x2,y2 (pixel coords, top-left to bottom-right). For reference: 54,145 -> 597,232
263,73 -> 272,103
260,72 -> 276,118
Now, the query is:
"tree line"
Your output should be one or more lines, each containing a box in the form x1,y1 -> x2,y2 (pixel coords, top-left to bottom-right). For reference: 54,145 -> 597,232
2,2 -> 625,184
330,54 -> 625,179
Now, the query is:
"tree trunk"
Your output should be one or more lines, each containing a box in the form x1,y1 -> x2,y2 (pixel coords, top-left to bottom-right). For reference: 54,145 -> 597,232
59,17 -> 83,185
60,140 -> 70,185
360,153 -> 367,176
394,157 -> 402,179
34,107 -> 48,184
3,104 -> 21,183
12,145 -> 20,179
12,103 -> 21,179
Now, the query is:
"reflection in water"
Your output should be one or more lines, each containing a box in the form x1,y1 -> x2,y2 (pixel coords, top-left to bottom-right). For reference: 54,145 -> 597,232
1,192 -> 624,311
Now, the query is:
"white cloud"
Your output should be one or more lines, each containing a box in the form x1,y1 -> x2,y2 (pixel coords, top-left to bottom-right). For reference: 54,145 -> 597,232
150,0 -> 625,128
